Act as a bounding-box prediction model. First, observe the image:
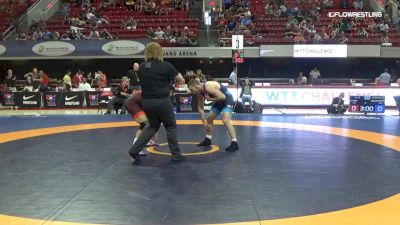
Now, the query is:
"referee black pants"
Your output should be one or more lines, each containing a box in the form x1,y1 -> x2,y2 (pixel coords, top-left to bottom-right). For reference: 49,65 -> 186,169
129,97 -> 181,155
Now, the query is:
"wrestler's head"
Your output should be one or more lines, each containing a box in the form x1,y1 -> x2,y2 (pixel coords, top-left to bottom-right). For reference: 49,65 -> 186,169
188,79 -> 202,93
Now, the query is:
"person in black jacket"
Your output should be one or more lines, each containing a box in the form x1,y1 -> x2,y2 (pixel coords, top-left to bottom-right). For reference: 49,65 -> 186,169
128,42 -> 186,162
327,92 -> 346,114
105,77 -> 130,114
127,62 -> 141,91
5,69 -> 16,92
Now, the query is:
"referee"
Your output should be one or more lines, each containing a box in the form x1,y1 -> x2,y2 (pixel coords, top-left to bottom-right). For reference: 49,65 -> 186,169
129,42 -> 186,162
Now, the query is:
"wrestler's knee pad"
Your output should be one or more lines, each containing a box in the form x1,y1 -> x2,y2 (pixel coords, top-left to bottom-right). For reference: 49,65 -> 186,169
139,121 -> 149,130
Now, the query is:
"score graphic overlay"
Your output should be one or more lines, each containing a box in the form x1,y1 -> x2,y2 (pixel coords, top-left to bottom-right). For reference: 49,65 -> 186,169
349,96 -> 385,113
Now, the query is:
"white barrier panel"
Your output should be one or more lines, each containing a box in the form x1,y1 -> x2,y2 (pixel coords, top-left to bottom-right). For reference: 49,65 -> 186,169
293,45 -> 348,58
226,87 -> 399,106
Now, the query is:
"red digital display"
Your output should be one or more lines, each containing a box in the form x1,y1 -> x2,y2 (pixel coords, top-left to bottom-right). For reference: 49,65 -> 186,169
232,50 -> 244,64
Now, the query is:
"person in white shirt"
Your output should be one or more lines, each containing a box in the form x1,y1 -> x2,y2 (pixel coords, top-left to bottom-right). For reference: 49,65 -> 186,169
378,68 -> 391,85
229,67 -> 237,85
309,67 -> 321,84
78,78 -> 91,91
153,27 -> 165,39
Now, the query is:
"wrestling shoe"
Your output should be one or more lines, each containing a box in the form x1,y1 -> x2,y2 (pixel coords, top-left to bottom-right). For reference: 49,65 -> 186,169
225,141 -> 239,152
171,153 -> 186,161
146,140 -> 159,146
197,137 -> 212,146
129,152 -> 141,163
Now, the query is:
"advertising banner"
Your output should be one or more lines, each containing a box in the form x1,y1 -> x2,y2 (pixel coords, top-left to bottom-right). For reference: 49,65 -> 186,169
43,92 -> 62,107
13,92 -> 41,107
85,91 -> 102,107
60,92 -> 84,107
2,92 -> 15,106
175,93 -> 198,113
226,87 -> 399,106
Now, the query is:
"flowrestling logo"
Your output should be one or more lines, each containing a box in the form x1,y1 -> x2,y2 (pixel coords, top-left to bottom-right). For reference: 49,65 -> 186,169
328,11 -> 382,18
32,41 -> 75,56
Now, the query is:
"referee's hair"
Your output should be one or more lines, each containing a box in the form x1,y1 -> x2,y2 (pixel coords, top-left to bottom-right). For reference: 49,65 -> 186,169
145,42 -> 163,61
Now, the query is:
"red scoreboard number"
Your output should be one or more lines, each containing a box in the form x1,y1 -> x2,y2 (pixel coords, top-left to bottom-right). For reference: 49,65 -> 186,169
349,104 -> 360,112
232,50 -> 244,63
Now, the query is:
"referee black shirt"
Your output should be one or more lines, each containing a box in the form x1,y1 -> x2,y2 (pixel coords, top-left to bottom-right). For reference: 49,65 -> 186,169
138,59 -> 179,99
126,69 -> 140,86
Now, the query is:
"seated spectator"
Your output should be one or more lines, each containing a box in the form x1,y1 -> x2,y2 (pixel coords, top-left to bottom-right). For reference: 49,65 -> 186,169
89,28 -> 100,39
357,27 -> 368,38
122,17 -> 137,30
309,67 -> 321,83
78,78 -> 91,91
146,27 -> 155,38
105,77 -> 130,114
163,26 -> 174,40
322,0 -> 333,9
153,27 -> 165,39
314,32 -> 322,43
327,92 -> 346,114
296,72 -> 305,84
188,32 -> 198,46
383,13 -> 392,25
378,21 -> 389,34
126,0 -> 135,10
353,0 -> 363,10
144,0 -> 156,14
337,31 -> 348,44
99,29 -> 113,39
382,33 -> 390,44
278,2 -> 288,17
72,71 -> 83,88
374,77 -> 384,86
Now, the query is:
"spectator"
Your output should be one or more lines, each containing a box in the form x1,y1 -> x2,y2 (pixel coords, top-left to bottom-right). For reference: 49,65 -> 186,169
153,27 -> 165,39
127,62 -> 141,91
5,69 -> 16,92
353,0 -> 363,10
357,27 -> 368,38
309,67 -> 321,83
38,70 -> 50,93
63,70 -> 72,88
374,77 -> 384,86
229,67 -> 237,85
72,71 -> 83,87
105,77 -> 130,114
240,78 -> 252,105
296,71 -> 305,84
96,71 -> 107,88
78,78 -> 91,91
337,31 -> 348,44
378,68 -> 391,85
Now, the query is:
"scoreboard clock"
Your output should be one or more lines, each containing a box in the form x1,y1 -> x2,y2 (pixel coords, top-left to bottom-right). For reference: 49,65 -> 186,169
349,96 -> 385,113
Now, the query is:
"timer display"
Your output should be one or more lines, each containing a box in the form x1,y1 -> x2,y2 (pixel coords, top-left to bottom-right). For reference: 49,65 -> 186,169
349,96 -> 385,113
